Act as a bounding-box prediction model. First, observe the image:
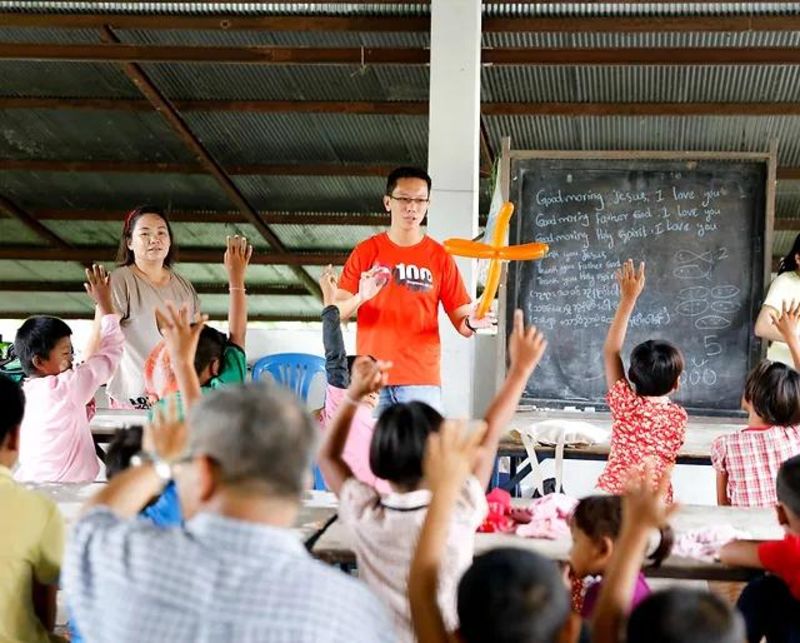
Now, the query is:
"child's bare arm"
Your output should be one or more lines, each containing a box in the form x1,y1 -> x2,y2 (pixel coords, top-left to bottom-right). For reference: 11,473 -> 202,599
718,540 -> 764,568
474,309 -> 547,488
318,357 -> 390,495
224,235 -> 252,349
604,259 -> 645,390
410,420 -> 487,643
715,470 -> 730,506
770,300 -> 800,369
592,468 -> 677,643
157,302 -> 205,410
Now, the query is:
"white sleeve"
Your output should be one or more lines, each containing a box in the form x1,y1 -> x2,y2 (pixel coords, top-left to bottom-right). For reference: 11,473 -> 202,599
763,273 -> 799,312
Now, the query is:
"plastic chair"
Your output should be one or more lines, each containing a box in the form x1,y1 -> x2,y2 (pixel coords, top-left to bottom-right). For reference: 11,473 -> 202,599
251,353 -> 327,489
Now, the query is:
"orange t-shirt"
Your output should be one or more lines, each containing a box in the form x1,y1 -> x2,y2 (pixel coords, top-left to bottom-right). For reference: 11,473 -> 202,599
339,233 -> 471,386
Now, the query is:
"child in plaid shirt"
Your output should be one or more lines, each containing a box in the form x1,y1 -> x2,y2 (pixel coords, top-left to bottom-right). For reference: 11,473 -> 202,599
711,358 -> 800,507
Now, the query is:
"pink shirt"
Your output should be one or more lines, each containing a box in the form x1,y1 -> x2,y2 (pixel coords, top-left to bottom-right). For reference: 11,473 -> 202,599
321,385 -> 391,494
16,315 -> 125,483
711,425 -> 800,507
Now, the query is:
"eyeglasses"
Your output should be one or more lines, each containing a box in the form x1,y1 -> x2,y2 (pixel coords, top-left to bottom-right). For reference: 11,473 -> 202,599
388,195 -> 430,206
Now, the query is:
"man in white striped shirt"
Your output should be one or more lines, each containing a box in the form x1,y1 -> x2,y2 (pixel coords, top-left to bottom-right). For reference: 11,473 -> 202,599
64,383 -> 393,643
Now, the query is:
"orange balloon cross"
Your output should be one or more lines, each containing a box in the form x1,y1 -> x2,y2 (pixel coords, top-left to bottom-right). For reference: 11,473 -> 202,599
444,202 -> 549,319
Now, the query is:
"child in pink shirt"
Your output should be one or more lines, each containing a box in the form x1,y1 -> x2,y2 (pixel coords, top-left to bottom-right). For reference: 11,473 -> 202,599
14,265 -> 124,483
319,266 -> 390,493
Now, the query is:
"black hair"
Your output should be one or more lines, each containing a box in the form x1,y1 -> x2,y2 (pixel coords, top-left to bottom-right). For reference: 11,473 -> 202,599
457,548 -> 570,643
628,339 -> 684,396
116,205 -> 176,268
571,495 -> 673,568
195,326 -> 227,375
0,373 -> 25,444
385,166 -> 432,197
627,589 -> 743,643
777,454 -> 800,517
370,401 -> 443,488
14,316 -> 73,376
743,360 -> 800,426
778,232 -> 800,275
346,354 -> 376,377
105,426 -> 144,480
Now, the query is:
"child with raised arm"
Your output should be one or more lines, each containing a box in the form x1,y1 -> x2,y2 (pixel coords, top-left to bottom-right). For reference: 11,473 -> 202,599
408,419 -> 571,643
318,264 -> 389,491
719,455 -> 800,642
596,259 -> 687,502
770,299 -> 800,370
318,310 -> 547,641
144,235 -> 252,410
592,468 -> 744,643
14,265 -> 124,482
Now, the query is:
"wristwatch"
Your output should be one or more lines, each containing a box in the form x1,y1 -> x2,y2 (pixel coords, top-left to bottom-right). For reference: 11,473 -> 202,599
130,451 -> 173,484
465,316 -> 477,333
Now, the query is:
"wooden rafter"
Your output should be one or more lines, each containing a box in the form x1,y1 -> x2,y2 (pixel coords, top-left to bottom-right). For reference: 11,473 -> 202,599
0,310 -> 322,322
6,43 -> 800,65
0,195 -> 72,250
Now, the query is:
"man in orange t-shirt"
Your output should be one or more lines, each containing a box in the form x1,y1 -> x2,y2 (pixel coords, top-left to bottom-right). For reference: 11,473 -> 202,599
336,167 -> 491,414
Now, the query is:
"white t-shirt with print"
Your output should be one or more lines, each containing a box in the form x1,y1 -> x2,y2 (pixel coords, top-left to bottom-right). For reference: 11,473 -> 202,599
338,476 -> 488,643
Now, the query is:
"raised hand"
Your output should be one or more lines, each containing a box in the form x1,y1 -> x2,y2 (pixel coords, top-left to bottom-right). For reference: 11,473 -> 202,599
347,356 -> 391,401
616,258 -> 646,302
144,394 -> 188,462
157,301 -> 208,366
423,419 -> 487,494
358,265 -> 391,302
223,235 -> 253,288
320,264 -> 338,307
84,264 -> 114,316
622,463 -> 678,532
771,299 -> 800,342
507,309 -> 547,376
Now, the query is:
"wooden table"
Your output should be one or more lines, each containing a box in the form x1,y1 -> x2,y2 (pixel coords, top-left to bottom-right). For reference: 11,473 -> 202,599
311,503 -> 781,582
497,409 -> 742,492
90,409 -> 148,442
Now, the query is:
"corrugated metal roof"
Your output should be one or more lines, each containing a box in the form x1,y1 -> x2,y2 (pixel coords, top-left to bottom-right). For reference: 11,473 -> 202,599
0,109 -> 194,162
233,174 -> 386,212
484,31 -> 800,49
482,65 -> 800,103
0,171 -> 231,211
183,111 -> 427,164
0,60 -> 138,98
119,27 -> 428,48
484,114 -> 800,166
484,3 -> 800,17
773,230 -> 800,257
143,62 -> 429,102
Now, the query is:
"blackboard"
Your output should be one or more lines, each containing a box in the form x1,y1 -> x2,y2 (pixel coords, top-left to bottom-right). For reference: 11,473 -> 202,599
506,154 -> 771,415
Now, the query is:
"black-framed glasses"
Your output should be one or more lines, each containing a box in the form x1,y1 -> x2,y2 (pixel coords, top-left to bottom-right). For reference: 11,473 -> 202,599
388,195 -> 430,206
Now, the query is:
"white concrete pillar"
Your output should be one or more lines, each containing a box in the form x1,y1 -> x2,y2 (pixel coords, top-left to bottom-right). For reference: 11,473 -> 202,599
426,0 -> 482,417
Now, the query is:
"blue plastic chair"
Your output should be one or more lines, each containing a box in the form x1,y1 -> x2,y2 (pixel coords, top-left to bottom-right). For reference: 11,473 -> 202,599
251,353 -> 327,489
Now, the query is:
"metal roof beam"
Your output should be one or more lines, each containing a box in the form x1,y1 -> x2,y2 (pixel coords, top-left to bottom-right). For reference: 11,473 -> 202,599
0,310 -> 321,322
0,194 -> 72,250
0,245 -> 348,265
98,24 -> 323,299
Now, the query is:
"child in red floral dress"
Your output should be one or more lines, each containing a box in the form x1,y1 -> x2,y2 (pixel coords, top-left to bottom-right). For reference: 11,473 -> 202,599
596,259 -> 687,502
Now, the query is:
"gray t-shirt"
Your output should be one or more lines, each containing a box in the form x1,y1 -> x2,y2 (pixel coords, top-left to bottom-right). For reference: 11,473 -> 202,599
106,266 -> 199,407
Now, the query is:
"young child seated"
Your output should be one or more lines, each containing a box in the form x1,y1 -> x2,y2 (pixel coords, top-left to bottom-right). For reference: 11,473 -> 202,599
711,359 -> 800,507
597,259 -> 687,502
318,265 -> 389,492
319,310 -> 547,641
719,454 -> 800,642
569,494 -> 673,619
14,265 -> 124,482
591,469 -> 744,643
0,374 -> 65,643
408,419 -> 571,643
144,235 -> 251,408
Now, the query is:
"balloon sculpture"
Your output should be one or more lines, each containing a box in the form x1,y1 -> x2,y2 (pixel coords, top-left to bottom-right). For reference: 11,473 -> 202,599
444,202 -> 549,320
